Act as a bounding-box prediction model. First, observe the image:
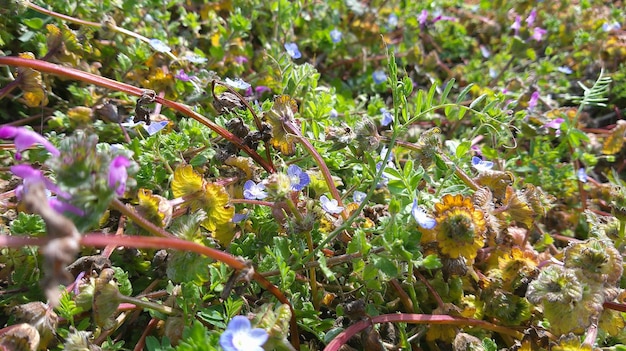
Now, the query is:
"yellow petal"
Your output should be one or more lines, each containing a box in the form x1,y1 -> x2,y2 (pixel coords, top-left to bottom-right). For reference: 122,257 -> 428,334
172,165 -> 203,198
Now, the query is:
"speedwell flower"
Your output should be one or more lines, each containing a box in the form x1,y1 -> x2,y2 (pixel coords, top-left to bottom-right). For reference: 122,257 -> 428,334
320,195 -> 344,214
433,194 -> 486,260
353,190 -> 366,203
471,156 -> 493,172
225,77 -> 251,90
243,180 -> 268,200
0,126 -> 60,159
411,199 -> 436,229
330,29 -> 342,43
284,42 -> 301,59
220,316 -> 268,351
372,70 -> 387,84
287,165 -> 310,191
380,108 -> 393,127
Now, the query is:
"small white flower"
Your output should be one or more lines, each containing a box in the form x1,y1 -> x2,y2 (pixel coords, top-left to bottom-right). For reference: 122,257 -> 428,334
225,77 -> 251,90
148,38 -> 171,53
411,199 -> 436,229
320,195 -> 344,214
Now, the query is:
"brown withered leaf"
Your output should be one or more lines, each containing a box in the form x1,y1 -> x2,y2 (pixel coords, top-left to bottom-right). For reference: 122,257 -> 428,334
501,186 -> 535,229
602,120 -> 626,155
265,95 -> 298,156
16,52 -> 48,107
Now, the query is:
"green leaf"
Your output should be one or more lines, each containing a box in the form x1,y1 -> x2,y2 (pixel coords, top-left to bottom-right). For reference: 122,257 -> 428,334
112,266 -> 133,296
10,212 -> 46,236
23,18 -> 45,30
371,255 -> 398,278
421,254 -> 442,270
439,78 -> 455,105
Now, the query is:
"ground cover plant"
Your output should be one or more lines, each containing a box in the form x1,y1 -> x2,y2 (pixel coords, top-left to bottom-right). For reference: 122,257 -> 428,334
0,0 -> 626,350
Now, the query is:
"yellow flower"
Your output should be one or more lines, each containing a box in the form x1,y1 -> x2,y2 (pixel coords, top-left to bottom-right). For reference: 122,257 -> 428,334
498,248 -> 538,292
434,194 -> 486,260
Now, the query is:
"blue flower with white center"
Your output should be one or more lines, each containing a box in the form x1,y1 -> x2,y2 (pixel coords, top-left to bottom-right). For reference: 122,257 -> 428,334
577,168 -> 588,183
380,108 -> 393,126
330,29 -> 342,43
411,199 -> 436,229
243,180 -> 268,200
225,77 -> 251,90
284,42 -> 302,59
329,109 -> 338,119
387,14 -> 399,28
372,70 -> 387,84
219,316 -> 268,351
287,165 -> 310,191
471,156 -> 494,172
182,53 -> 208,64
148,38 -> 171,53
320,195 -> 344,214
353,190 -> 366,203
375,162 -> 389,188
232,212 -> 250,223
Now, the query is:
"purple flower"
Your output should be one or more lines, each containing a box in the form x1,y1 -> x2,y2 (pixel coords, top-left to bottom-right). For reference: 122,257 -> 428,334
284,42 -> 302,59
511,15 -> 521,36
320,195 -> 344,214
471,156 -> 494,172
418,10 -> 429,27
353,191 -> 366,203
577,168 -> 588,183
531,27 -> 548,41
287,165 -> 310,191
411,199 -> 436,229
380,108 -> 393,127
0,126 -> 60,160
234,56 -> 249,64
372,70 -> 387,84
243,180 -> 268,200
48,197 -> 84,216
525,9 -> 537,26
11,164 -> 69,199
255,86 -> 271,95
432,14 -> 456,23
219,316 -> 268,351
528,91 -> 539,112
544,118 -> 564,136
330,29 -> 342,43
175,70 -> 192,82
108,155 -> 131,196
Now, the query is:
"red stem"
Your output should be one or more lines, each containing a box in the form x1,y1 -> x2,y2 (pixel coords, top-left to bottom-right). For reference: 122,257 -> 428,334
0,56 -> 275,173
324,313 -> 523,351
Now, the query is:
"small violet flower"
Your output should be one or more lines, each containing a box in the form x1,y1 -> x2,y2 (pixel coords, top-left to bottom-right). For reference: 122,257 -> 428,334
372,70 -> 387,84
0,126 -> 60,160
243,180 -> 268,200
418,10 -> 429,27
525,9 -> 537,26
287,165 -> 310,191
544,118 -> 565,136
108,155 -> 131,196
219,316 -> 268,351
329,109 -> 338,119
330,29 -> 342,43
284,42 -> 302,59
411,199 -> 436,229
511,15 -> 521,36
380,108 -> 393,127
528,91 -> 539,112
471,156 -> 494,172
232,212 -> 250,223
375,162 -> 389,188
531,27 -> 548,42
602,21 -> 621,32
11,164 -> 70,199
225,77 -> 251,90
234,56 -> 249,64
353,190 -> 366,203
577,168 -> 588,183
320,195 -> 344,215
174,70 -> 192,82
432,14 -> 456,23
